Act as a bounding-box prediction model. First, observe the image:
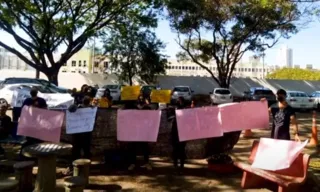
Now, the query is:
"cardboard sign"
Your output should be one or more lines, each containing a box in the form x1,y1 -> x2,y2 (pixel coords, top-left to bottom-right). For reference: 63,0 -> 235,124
151,90 -> 172,103
66,107 -> 98,134
121,86 -> 141,101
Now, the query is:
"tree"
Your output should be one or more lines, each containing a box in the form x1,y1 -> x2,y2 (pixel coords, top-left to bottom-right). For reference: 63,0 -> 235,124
267,68 -> 320,80
103,23 -> 167,85
165,0 -> 304,88
0,0 -> 160,85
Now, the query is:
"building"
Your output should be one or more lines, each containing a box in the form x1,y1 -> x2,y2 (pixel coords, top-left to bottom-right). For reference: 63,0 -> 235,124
0,48 -> 31,71
306,64 -> 313,70
294,65 -> 300,69
165,57 -> 273,78
276,45 -> 293,68
61,49 -> 92,73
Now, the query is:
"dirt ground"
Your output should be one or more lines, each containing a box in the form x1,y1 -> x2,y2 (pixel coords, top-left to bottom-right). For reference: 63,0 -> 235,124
0,111 -> 319,192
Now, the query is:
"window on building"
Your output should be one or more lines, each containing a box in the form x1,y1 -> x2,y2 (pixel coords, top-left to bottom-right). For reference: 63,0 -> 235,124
83,61 -> 87,67
63,63 -> 67,66
245,68 -> 247,72
234,68 -> 237,72
78,71 -> 81,73
192,66 -> 195,70
213,67 -> 216,71
71,71 -> 75,73
259,69 -> 262,72
178,66 -> 181,69
104,61 -> 108,68
188,66 -> 191,70
263,69 -> 266,72
71,61 -> 76,67
182,66 -> 185,70
79,60 -> 82,67
94,61 -> 99,68
83,71 -> 86,73
248,68 -> 251,72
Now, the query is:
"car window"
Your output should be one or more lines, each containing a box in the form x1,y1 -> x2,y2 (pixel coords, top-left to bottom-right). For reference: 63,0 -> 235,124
289,92 -> 297,97
311,93 -> 316,97
173,87 -> 190,92
298,93 -> 308,97
103,85 -> 119,89
253,90 -> 273,95
5,78 -> 38,84
317,93 -> 320,97
214,89 -> 231,95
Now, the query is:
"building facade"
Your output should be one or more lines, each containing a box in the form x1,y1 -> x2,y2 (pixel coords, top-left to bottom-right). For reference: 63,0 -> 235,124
61,49 -> 92,73
276,45 -> 293,68
0,48 -> 31,71
165,57 -> 275,78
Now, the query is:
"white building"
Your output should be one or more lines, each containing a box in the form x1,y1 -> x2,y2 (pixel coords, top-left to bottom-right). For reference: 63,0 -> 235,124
166,57 -> 274,78
0,48 -> 31,71
276,45 -> 293,68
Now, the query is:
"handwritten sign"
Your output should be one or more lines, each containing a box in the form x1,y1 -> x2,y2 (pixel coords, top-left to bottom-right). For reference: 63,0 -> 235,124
151,90 -> 171,103
66,107 -> 98,134
11,90 -> 74,109
121,86 -> 141,101
17,106 -> 65,143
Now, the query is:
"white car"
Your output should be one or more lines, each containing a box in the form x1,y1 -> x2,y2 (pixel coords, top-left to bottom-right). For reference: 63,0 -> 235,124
96,84 -> 122,101
171,86 -> 193,102
210,88 -> 233,105
310,91 -> 320,109
286,91 -> 314,110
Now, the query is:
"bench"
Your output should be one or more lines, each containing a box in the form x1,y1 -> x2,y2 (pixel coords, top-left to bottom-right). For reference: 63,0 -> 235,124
234,140 -> 310,192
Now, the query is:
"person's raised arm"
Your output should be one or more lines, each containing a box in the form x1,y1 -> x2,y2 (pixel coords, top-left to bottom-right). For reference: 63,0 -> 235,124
290,114 -> 301,142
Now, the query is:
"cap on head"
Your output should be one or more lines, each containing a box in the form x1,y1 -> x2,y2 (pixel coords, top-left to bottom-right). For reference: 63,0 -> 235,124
276,89 -> 287,96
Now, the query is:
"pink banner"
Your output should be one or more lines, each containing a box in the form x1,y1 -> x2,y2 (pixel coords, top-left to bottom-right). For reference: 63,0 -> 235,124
117,110 -> 162,142
251,138 -> 308,171
176,107 -> 223,142
17,106 -> 65,143
219,101 -> 269,132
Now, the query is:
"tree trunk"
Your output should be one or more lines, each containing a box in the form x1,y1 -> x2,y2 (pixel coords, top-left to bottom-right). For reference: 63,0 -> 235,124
129,77 -> 133,86
45,70 -> 59,86
35,70 -> 40,79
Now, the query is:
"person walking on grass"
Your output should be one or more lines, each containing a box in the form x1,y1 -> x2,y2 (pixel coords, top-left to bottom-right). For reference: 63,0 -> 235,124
261,89 -> 301,141
127,94 -> 152,171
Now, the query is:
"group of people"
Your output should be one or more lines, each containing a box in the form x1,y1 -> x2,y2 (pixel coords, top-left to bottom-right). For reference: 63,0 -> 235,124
0,85 -> 301,174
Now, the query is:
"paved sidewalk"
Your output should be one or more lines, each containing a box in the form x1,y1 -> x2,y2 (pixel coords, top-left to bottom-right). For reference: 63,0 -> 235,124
230,112 -> 320,191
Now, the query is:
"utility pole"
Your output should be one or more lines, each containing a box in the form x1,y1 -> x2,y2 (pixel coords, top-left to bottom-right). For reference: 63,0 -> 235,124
92,38 -> 95,74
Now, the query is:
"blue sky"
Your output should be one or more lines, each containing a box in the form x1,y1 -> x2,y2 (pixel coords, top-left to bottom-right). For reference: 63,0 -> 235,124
155,19 -> 320,69
0,16 -> 319,69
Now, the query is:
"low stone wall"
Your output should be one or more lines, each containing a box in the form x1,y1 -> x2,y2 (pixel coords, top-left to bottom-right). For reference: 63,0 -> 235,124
61,108 -> 207,159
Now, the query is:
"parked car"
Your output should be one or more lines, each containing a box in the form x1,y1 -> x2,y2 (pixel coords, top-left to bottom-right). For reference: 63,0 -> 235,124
95,84 -> 123,101
171,86 -> 193,103
286,91 -> 314,111
243,87 -> 276,106
310,91 -> 320,109
0,77 -> 68,93
0,84 -> 59,107
209,88 -> 233,105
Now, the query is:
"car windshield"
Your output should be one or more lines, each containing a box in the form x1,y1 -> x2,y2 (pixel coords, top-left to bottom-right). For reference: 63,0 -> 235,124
215,89 -> 231,95
173,87 -> 189,92
254,90 -> 274,95
103,85 -> 119,89
5,78 -> 38,84
20,85 -> 54,94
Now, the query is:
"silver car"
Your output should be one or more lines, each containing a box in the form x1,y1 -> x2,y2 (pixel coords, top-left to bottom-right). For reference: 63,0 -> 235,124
96,84 -> 122,101
171,86 -> 193,102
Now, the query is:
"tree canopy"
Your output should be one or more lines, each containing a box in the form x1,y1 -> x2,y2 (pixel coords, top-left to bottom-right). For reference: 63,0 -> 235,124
0,0 -> 161,85
103,21 -> 167,85
165,0 -> 305,88
267,68 -> 320,80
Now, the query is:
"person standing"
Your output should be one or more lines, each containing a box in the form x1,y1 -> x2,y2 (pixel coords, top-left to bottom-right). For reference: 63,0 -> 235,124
171,97 -> 187,171
20,87 -> 48,158
262,89 -> 300,141
96,88 -> 113,108
127,94 -> 152,171
0,104 -> 12,156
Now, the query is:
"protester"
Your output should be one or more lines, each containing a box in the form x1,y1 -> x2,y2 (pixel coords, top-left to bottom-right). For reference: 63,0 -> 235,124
20,87 -> 48,159
73,84 -> 88,105
0,104 -> 12,157
262,89 -> 300,141
96,88 -> 113,108
127,94 -> 152,171
171,97 -> 187,171
64,96 -> 94,175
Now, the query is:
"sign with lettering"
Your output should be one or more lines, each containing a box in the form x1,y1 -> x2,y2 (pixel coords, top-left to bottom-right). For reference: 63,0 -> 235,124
121,86 -> 141,101
66,107 -> 98,134
151,90 -> 172,103
11,90 -> 74,109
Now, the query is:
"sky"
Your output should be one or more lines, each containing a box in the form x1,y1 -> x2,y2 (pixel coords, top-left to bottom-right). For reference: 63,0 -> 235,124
1,15 -> 320,69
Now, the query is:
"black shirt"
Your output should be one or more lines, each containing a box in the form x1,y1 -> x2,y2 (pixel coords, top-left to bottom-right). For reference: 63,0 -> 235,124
22,97 -> 47,109
270,104 -> 295,140
0,115 -> 12,139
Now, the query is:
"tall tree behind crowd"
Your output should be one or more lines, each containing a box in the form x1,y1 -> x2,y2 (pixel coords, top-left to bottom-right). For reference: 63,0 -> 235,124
103,21 -> 167,85
165,0 -> 308,88
0,0 -> 161,85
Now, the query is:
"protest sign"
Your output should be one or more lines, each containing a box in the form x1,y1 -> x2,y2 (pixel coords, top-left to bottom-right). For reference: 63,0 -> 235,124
218,101 -> 269,132
151,90 -> 172,103
121,86 -> 141,101
252,138 -> 308,171
66,107 -> 98,134
117,110 -> 161,142
176,107 -> 223,142
17,106 -> 64,143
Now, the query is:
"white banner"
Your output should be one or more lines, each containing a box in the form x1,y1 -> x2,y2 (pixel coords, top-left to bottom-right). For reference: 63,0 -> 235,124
12,90 -> 74,109
66,107 -> 98,134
